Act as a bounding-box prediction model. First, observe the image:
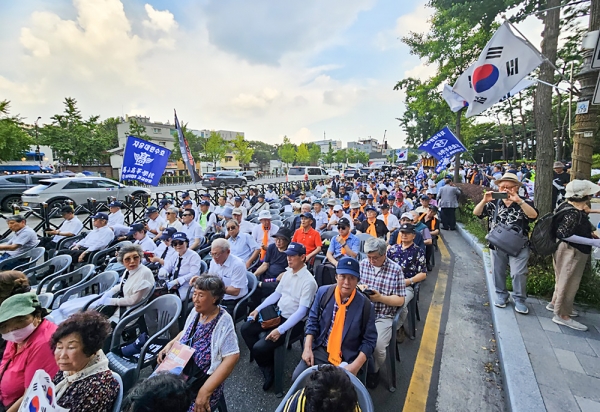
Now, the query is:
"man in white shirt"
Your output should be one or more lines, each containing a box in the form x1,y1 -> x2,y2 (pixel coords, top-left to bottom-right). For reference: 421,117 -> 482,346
159,232 -> 202,300
209,238 -> 249,318
40,206 -> 83,250
377,204 -> 400,240
180,209 -> 205,250
180,192 -> 199,216
427,175 -> 438,199
158,198 -> 173,220
232,196 -> 247,218
264,185 -> 279,202
128,223 -> 157,252
147,227 -> 177,268
312,200 -> 329,232
252,210 -> 280,261
57,212 -> 114,268
107,201 -> 125,227
226,219 -> 261,269
321,185 -> 335,199
213,195 -> 228,219
327,205 -> 354,232
314,181 -> 325,195
239,192 -> 252,210
200,193 -> 215,212
232,208 -> 255,234
144,206 -> 166,239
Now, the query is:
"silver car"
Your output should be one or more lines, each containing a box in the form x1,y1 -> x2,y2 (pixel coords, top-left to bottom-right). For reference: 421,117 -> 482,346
21,177 -> 151,210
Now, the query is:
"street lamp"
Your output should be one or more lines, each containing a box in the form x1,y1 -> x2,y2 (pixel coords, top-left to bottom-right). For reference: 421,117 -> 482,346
35,117 -> 41,170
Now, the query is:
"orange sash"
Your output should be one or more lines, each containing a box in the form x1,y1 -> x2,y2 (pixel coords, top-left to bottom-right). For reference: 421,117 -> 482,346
327,287 -> 356,366
366,219 -> 377,237
261,226 -> 269,259
339,233 -> 350,255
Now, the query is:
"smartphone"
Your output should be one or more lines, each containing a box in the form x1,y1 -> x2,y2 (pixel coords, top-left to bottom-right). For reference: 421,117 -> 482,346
362,289 -> 375,296
143,251 -> 155,258
492,192 -> 508,200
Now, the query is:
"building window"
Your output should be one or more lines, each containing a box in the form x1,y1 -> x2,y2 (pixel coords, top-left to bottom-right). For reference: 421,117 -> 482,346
225,156 -> 233,161
153,128 -> 161,134
159,142 -> 166,146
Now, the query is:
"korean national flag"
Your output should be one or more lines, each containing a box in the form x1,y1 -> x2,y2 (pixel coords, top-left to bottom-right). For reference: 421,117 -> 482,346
396,149 -> 408,162
453,22 -> 543,118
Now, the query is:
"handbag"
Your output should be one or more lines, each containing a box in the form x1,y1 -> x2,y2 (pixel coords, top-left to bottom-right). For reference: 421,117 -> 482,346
486,200 -> 529,257
258,304 -> 281,330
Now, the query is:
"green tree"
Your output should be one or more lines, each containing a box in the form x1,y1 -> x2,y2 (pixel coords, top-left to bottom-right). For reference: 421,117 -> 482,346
126,118 -> 149,139
356,151 -> 369,165
231,134 -> 254,168
0,101 -> 33,161
99,117 -> 121,149
308,143 -> 321,166
249,140 -> 275,170
40,97 -> 112,166
296,143 -> 310,165
334,148 -> 347,166
278,136 -> 296,168
203,131 -> 229,166
322,142 -> 335,167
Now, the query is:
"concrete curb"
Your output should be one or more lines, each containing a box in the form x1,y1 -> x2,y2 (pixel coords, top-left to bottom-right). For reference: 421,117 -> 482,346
455,223 -> 545,412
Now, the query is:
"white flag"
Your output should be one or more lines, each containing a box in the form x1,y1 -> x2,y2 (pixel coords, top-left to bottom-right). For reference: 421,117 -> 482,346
396,149 -> 409,162
442,84 -> 468,112
453,22 -> 543,118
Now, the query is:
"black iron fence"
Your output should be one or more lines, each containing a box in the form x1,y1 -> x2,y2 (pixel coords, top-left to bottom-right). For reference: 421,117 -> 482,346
0,179 -> 319,239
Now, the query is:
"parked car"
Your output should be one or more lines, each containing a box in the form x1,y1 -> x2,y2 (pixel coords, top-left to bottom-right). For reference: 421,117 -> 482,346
341,168 -> 360,179
20,177 -> 151,210
286,166 -> 328,182
202,171 -> 247,188
237,171 -> 256,181
0,173 -> 57,211
326,169 -> 340,177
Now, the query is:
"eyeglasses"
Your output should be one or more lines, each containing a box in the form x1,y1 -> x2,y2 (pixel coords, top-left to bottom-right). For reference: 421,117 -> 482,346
498,185 -> 517,190
172,241 -> 185,246
226,226 -> 236,231
123,255 -> 140,262
166,212 -> 176,215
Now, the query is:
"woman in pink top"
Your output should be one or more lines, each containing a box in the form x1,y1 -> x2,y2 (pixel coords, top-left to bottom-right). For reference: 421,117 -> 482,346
0,292 -> 58,410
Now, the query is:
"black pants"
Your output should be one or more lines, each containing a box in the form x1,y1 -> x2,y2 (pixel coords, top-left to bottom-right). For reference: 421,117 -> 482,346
240,318 -> 304,367
440,208 -> 457,230
248,280 -> 278,312
38,237 -> 58,250
425,244 -> 434,267
56,248 -> 88,270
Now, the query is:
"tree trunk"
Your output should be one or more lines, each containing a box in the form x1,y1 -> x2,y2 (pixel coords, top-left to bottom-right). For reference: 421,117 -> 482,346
534,0 -> 561,216
508,99 -> 518,161
518,98 -> 529,160
496,113 -> 508,160
571,0 -> 600,181
555,88 -> 563,162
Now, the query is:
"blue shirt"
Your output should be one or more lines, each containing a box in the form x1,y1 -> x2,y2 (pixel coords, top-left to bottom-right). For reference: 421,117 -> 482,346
329,233 -> 360,258
228,233 -> 259,263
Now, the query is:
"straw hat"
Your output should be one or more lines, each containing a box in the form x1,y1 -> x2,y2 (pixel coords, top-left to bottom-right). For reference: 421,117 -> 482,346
494,173 -> 522,187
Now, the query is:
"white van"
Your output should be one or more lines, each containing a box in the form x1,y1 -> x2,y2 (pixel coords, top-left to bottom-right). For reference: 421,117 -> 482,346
286,166 -> 328,182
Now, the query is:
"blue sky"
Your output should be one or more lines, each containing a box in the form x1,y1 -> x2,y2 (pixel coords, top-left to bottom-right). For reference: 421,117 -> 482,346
0,0 -> 541,148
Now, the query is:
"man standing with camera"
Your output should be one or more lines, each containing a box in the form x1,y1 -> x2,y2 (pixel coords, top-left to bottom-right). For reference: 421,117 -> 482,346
473,173 -> 538,314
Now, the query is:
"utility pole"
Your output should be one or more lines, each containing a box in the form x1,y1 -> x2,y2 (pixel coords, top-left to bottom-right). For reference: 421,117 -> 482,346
454,110 -> 462,183
571,0 -> 600,180
35,117 -> 41,170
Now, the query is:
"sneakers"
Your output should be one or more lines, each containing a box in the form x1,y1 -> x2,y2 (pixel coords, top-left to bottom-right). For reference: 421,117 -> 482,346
552,316 -> 588,331
514,301 -> 529,314
546,303 -> 579,317
366,371 -> 380,389
494,298 -> 508,308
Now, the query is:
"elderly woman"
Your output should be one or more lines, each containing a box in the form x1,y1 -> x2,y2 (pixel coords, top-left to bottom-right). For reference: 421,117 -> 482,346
158,275 -> 239,412
7,312 -> 119,412
0,292 -> 58,410
91,244 -> 154,323
0,271 -> 31,359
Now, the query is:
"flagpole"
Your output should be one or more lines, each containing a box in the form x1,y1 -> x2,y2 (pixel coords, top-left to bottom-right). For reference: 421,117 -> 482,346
507,21 -> 579,93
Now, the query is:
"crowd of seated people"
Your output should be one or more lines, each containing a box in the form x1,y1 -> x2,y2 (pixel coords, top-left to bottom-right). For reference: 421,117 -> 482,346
0,167 -> 447,410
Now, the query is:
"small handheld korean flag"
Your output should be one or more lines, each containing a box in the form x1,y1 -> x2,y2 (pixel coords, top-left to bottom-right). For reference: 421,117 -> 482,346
453,22 -> 543,118
442,84 -> 468,112
396,149 -> 408,162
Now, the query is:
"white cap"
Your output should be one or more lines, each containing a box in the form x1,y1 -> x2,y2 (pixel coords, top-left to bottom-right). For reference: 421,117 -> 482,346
565,180 -> 600,199
258,210 -> 272,220
333,205 -> 343,211
401,212 -> 414,220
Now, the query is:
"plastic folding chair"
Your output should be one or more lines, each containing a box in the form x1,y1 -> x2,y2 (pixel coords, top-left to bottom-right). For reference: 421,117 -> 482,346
36,264 -> 95,295
0,247 -> 45,272
274,365 -> 374,412
37,292 -> 54,309
231,272 -> 257,323
106,294 -> 182,393
111,372 -> 123,412
23,255 -> 72,286
56,271 -> 119,307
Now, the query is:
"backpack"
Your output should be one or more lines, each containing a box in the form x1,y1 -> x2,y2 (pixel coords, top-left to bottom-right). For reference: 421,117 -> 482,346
318,285 -> 371,337
314,263 -> 337,287
530,205 -> 580,256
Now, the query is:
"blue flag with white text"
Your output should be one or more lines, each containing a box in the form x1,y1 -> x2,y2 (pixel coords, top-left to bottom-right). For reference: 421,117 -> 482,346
121,136 -> 171,186
418,126 -> 467,160
416,165 -> 426,180
435,157 -> 451,174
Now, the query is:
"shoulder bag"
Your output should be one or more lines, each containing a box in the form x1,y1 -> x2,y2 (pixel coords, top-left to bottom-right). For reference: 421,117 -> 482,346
485,200 -> 528,257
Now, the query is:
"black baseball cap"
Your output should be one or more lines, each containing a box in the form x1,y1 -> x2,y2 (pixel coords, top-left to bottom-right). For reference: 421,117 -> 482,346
337,217 -> 351,228
127,223 -> 145,235
159,227 -> 177,240
399,223 -> 416,234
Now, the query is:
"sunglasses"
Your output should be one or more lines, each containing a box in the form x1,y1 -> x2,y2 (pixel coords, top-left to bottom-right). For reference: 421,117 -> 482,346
182,214 -> 193,217
172,241 -> 186,246
226,226 -> 236,231
166,212 -> 176,215
338,226 -> 349,230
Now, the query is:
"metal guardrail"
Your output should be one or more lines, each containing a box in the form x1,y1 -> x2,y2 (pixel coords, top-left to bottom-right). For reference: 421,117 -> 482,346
0,179 -> 318,240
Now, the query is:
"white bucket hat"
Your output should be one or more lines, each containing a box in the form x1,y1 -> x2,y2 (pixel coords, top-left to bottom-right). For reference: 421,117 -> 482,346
258,210 -> 272,220
565,180 -> 600,199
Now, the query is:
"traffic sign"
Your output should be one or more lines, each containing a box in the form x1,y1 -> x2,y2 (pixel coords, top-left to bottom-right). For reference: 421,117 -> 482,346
593,75 -> 600,105
592,30 -> 600,69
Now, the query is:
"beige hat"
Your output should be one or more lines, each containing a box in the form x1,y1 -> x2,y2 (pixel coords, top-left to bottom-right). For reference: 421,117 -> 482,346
232,208 -> 243,215
350,200 -> 360,209
494,172 -> 522,187
565,180 -> 600,199
553,161 -> 565,169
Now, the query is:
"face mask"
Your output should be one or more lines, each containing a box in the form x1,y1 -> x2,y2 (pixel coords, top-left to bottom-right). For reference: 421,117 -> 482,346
2,322 -> 36,343
268,190 -> 272,193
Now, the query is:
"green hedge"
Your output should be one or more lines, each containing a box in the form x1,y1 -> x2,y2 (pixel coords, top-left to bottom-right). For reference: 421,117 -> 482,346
456,183 -> 600,307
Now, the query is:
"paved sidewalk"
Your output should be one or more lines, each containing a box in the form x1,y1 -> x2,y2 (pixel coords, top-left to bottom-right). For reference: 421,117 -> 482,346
456,223 -> 600,412
517,297 -> 600,412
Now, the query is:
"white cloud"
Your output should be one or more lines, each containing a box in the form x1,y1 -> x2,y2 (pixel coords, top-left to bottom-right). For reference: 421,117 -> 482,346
403,60 -> 437,81
143,4 -> 177,33
394,2 -> 432,39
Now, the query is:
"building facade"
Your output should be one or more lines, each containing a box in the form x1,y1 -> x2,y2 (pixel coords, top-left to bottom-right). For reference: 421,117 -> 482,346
312,139 -> 342,154
347,138 -> 382,154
